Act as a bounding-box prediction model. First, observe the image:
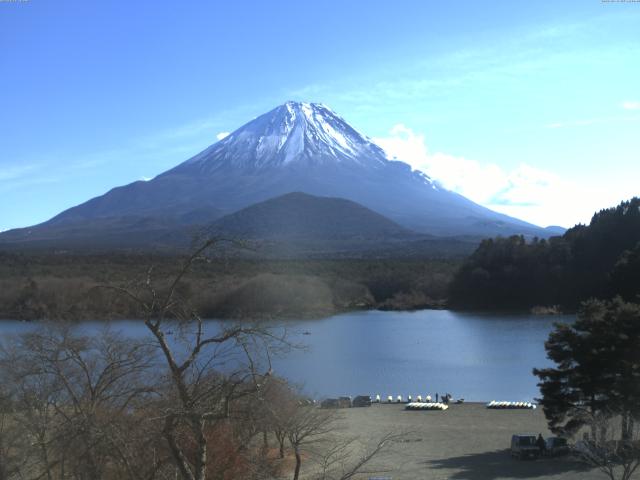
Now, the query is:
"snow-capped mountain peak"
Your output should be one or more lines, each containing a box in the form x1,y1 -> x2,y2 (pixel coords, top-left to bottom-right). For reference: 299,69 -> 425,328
179,101 -> 389,173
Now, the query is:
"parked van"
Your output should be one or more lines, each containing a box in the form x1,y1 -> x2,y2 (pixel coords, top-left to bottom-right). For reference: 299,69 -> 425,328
510,434 -> 540,459
352,395 -> 372,407
320,398 -> 339,409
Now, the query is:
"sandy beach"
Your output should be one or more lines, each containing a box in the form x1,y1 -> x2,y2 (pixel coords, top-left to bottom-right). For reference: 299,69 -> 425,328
330,402 -> 608,480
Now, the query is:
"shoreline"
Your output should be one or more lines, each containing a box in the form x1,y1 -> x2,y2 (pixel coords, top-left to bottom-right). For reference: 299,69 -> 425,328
0,302 -> 572,322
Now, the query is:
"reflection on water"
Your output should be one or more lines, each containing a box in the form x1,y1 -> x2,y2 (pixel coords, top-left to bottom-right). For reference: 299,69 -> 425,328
0,309 -> 571,401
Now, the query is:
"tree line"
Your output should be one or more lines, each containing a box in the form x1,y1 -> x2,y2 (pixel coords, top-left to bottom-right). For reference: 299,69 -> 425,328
449,198 -> 640,310
0,254 -> 458,321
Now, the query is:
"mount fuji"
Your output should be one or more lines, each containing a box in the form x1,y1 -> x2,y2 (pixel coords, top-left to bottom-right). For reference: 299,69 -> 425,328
0,102 -> 552,252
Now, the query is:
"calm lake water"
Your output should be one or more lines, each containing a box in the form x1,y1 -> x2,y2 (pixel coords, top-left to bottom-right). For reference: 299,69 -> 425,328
0,309 -> 571,402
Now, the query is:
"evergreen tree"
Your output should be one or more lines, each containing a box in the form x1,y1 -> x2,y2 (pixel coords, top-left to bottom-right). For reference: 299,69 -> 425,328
610,242 -> 640,302
534,298 -> 640,438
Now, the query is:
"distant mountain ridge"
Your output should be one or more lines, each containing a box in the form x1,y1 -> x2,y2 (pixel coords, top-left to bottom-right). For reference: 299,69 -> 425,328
0,101 -> 556,252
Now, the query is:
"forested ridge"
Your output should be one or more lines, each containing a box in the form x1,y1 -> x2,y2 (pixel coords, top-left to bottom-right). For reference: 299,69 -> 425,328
449,198 -> 640,310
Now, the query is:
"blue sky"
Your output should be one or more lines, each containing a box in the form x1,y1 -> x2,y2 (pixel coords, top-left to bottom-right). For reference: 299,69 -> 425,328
1,0 -> 639,231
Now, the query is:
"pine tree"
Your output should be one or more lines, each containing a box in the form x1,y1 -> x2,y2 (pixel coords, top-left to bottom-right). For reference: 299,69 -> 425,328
534,298 -> 640,438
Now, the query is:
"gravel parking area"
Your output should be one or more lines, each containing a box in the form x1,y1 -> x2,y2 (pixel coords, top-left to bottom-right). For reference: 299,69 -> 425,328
332,402 -> 607,480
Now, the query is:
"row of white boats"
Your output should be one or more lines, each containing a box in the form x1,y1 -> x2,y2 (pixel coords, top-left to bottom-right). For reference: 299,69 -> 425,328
364,395 -> 537,410
486,400 -> 537,409
405,401 -> 537,411
405,402 -> 449,411
373,394 -> 446,403
368,396 -> 537,410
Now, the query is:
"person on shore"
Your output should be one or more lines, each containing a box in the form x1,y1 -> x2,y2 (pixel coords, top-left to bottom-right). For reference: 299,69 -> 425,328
537,434 -> 546,456
435,393 -> 439,403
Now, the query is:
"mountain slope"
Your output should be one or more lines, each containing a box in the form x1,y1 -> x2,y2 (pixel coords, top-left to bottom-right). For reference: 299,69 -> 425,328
209,192 -> 413,240
0,101 -> 550,251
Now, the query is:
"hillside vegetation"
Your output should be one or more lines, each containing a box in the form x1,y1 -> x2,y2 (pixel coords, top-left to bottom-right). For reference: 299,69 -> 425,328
449,198 -> 640,310
0,254 -> 458,320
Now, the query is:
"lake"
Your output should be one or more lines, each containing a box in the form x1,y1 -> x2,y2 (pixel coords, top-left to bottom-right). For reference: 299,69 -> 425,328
0,309 -> 570,402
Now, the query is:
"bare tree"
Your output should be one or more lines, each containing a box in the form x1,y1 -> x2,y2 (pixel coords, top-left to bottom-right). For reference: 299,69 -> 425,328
0,388 -> 28,480
0,325 -> 165,480
574,409 -> 640,480
284,402 -> 403,480
105,239 -> 287,480
286,405 -> 339,480
1,238 -> 397,480
258,377 -> 300,459
0,239 -> 290,480
312,431 -> 402,480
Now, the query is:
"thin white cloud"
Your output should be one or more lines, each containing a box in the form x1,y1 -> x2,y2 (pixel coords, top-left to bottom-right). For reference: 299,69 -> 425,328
0,164 -> 62,194
622,100 -> 640,110
0,164 -> 38,181
544,114 -> 640,129
287,14 -> 639,117
135,102 -> 269,151
545,119 -> 598,129
372,124 -> 632,228
160,119 -> 219,141
0,174 -> 61,194
216,131 -> 230,140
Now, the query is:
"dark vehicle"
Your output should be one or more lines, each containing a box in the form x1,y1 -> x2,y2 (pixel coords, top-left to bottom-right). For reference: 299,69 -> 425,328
338,396 -> 352,408
320,398 -> 340,409
352,395 -> 372,407
511,434 -> 540,459
545,437 -> 570,456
